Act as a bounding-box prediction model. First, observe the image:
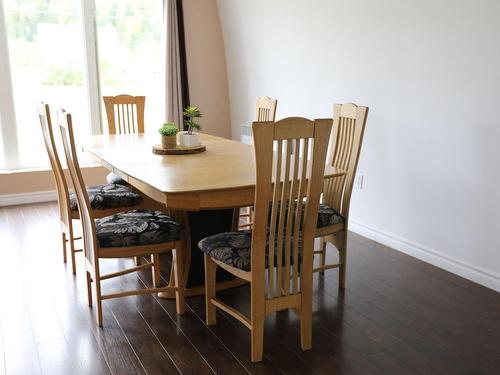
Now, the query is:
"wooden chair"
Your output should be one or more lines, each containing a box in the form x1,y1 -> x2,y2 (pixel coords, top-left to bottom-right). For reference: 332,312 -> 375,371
255,96 -> 277,121
57,108 -> 186,326
239,96 -> 278,230
200,117 -> 332,362
313,103 -> 369,288
103,94 -> 145,135
38,103 -> 143,274
103,95 -> 145,185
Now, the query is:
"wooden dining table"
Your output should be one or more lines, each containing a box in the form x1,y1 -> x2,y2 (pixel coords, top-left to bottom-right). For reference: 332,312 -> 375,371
85,132 -> 345,298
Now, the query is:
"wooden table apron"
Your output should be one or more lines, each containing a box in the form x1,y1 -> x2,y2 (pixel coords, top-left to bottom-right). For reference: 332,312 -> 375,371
85,133 -> 344,298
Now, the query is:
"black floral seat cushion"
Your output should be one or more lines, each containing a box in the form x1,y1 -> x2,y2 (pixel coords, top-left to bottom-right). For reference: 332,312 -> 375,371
106,172 -> 128,185
69,184 -> 142,211
95,210 -> 182,248
199,231 -> 252,271
268,202 -> 344,228
317,203 -> 344,228
199,230 -> 304,272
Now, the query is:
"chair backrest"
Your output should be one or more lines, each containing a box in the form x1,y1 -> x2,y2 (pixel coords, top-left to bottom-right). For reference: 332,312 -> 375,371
58,109 -> 99,268
38,102 -> 71,227
255,96 -> 277,121
323,103 -> 368,221
103,95 -> 146,134
252,117 -> 332,298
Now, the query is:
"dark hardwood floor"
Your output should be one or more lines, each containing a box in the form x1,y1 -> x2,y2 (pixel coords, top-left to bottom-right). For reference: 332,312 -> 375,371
0,202 -> 499,375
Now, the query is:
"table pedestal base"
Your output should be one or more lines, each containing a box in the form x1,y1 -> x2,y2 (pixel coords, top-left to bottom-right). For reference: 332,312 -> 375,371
158,208 -> 244,299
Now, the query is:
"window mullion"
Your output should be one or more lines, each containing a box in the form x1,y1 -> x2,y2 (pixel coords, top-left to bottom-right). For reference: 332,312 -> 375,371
0,0 -> 19,169
81,0 -> 102,135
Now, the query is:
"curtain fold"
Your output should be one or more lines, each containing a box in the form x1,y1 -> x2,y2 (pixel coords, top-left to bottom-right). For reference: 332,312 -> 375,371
164,0 -> 184,129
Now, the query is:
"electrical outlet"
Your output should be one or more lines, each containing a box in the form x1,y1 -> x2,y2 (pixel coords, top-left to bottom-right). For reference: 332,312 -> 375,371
355,174 -> 364,190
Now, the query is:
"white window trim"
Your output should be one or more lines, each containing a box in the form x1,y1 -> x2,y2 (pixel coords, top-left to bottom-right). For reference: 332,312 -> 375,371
81,0 -> 102,136
0,0 -> 19,169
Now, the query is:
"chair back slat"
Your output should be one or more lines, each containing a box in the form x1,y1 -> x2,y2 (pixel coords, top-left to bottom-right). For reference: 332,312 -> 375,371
58,110 -> 98,268
255,97 -> 277,122
252,117 -> 332,299
104,95 -> 145,134
38,103 -> 71,227
323,103 -> 368,219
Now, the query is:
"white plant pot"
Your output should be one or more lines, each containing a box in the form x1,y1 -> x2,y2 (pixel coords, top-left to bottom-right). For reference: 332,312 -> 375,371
178,132 -> 200,147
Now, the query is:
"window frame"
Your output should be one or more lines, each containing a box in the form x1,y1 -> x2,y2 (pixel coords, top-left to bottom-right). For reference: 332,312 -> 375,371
0,0 -> 165,171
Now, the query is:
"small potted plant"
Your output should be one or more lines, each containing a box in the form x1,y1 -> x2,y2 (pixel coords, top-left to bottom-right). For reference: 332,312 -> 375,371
179,105 -> 202,147
159,122 -> 178,149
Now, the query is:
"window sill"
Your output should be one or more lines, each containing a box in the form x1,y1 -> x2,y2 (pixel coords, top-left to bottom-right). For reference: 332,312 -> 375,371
0,162 -> 101,175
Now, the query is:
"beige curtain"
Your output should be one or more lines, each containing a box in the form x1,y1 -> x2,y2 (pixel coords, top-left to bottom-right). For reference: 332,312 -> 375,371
164,0 -> 183,128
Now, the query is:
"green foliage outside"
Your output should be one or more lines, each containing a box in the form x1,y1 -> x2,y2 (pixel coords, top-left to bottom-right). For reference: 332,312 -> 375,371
5,0 -> 161,86
42,67 -> 83,86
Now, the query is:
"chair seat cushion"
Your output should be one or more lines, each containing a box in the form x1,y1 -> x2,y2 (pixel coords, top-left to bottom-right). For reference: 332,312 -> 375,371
268,202 -> 344,229
199,231 -> 253,271
69,184 -> 142,211
95,210 -> 182,248
199,230 -> 303,272
106,172 -> 128,185
317,203 -> 344,228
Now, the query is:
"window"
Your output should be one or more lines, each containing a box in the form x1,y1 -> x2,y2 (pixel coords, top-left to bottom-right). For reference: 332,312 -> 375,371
0,0 -> 164,170
96,0 -> 164,132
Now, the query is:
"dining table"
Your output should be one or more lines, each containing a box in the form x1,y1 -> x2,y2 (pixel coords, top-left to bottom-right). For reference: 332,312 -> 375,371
85,132 -> 345,298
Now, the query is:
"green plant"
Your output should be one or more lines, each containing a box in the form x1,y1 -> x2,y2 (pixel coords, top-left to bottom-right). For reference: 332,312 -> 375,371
158,122 -> 178,136
183,105 -> 202,135
43,67 -> 83,86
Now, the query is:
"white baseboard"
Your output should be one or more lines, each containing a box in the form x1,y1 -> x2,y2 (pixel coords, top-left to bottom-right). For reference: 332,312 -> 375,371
0,190 -> 57,207
349,219 -> 500,292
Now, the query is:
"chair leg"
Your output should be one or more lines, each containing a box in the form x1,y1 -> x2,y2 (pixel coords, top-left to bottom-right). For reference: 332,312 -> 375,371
300,251 -> 313,351
95,281 -> 103,327
151,253 -> 161,288
300,294 -> 313,351
86,271 -> 93,307
173,245 -> 186,315
338,233 -> 347,289
93,261 -> 103,326
250,288 -> 265,363
134,256 -> 142,266
251,317 -> 264,362
61,232 -> 67,263
204,255 -> 217,326
69,234 -> 77,275
318,237 -> 326,275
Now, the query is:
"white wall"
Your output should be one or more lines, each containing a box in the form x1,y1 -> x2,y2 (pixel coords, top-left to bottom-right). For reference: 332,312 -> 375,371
217,0 -> 500,291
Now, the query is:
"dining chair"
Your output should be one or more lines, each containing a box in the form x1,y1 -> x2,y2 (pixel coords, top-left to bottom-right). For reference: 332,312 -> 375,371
39,103 -> 144,274
313,103 -> 369,288
103,94 -> 146,185
58,108 -> 186,326
200,117 -> 332,362
255,96 -> 278,121
239,96 -> 278,230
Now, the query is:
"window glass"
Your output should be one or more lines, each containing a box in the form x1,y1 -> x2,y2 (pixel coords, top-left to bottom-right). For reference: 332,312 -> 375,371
5,0 -> 90,168
96,0 -> 164,133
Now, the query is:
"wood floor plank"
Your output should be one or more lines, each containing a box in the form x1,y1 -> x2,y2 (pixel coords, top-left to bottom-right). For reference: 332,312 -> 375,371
107,297 -> 181,375
367,350 -> 422,375
139,263 -> 251,375
133,292 -> 217,375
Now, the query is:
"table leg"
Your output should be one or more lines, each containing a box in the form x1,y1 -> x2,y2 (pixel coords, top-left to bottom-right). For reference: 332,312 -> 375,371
158,208 -> 248,299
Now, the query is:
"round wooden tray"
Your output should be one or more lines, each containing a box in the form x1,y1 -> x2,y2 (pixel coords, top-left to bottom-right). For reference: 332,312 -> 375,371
152,143 -> 206,155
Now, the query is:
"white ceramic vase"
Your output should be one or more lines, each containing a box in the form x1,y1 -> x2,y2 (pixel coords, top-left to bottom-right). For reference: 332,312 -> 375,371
178,132 -> 200,147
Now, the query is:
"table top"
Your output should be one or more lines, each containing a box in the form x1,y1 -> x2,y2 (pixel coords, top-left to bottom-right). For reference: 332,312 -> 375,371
85,133 -> 344,210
